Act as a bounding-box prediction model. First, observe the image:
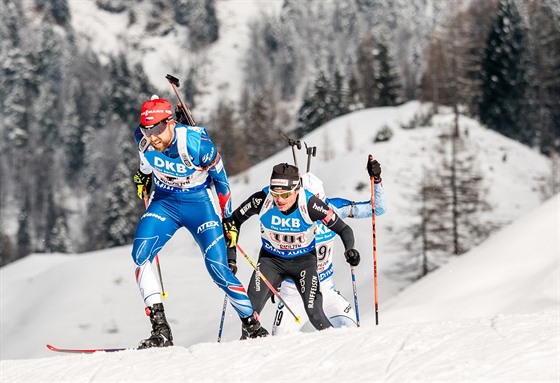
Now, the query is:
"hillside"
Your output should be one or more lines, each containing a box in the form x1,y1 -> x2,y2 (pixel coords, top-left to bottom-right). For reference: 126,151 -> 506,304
1,189 -> 558,382
1,101 -> 556,362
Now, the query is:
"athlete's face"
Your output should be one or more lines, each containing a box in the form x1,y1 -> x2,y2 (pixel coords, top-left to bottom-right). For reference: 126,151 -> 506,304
143,119 -> 174,152
271,188 -> 300,212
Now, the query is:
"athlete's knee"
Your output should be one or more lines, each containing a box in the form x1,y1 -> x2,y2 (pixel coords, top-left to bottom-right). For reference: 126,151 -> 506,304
132,242 -> 153,266
132,250 -> 150,266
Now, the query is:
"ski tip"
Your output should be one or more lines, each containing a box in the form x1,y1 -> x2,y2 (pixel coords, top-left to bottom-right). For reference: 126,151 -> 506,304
46,344 -> 56,351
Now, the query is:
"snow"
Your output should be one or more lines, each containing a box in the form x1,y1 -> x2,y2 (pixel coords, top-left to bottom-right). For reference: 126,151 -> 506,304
4,2 -> 557,380
1,102 -> 558,382
67,0 -> 283,116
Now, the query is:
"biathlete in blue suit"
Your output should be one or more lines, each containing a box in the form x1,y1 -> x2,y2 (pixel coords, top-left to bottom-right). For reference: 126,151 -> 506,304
223,163 -> 362,338
131,96 -> 267,349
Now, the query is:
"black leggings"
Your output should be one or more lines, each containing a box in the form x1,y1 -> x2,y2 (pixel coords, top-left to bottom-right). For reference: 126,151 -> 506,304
247,249 -> 332,331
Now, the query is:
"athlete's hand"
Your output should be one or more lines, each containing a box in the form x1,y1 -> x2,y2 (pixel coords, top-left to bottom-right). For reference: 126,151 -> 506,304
174,102 -> 189,124
345,249 -> 361,267
133,169 -> 152,199
367,155 -> 382,183
222,217 -> 238,248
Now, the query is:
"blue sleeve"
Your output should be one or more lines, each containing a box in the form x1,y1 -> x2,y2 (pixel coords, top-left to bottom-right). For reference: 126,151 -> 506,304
326,183 -> 386,218
199,137 -> 232,218
373,183 -> 387,216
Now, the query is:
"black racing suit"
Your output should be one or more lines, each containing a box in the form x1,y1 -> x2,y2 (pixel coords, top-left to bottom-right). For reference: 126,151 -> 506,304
231,189 -> 355,333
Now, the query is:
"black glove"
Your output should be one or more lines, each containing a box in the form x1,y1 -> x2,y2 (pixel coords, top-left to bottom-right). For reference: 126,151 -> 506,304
367,155 -> 382,183
222,217 -> 238,248
226,245 -> 237,274
345,249 -> 361,267
133,169 -> 152,199
175,103 -> 189,124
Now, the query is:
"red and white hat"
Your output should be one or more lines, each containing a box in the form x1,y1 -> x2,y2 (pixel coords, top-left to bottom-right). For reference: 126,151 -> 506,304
139,97 -> 172,127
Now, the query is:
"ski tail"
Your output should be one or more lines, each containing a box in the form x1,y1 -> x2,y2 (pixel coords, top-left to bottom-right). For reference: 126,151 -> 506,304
46,344 -> 130,353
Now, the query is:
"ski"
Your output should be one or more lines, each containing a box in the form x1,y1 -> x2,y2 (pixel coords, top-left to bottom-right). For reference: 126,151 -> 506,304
46,344 -> 131,354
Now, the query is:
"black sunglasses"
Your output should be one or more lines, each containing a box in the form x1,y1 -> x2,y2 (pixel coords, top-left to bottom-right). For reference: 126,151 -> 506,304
141,117 -> 171,137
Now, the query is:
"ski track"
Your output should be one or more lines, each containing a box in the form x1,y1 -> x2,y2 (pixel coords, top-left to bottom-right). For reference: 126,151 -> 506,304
383,329 -> 413,378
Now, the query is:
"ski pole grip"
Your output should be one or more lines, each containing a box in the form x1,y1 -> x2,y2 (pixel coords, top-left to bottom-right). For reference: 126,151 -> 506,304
165,74 -> 180,87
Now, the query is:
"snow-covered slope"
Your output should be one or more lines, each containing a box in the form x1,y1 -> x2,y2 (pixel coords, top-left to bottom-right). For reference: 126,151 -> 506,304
1,193 -> 557,382
67,0 -> 283,116
1,102 -> 556,370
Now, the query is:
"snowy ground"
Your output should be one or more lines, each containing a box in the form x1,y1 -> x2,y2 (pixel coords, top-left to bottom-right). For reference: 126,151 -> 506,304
1,194 -> 558,382
1,102 -> 558,382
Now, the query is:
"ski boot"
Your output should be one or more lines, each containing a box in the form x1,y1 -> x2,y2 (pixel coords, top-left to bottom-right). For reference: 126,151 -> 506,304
240,312 -> 269,340
138,303 -> 173,349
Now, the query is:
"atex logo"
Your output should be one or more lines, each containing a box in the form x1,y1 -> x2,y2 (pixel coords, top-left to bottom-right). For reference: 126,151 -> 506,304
197,220 -> 219,234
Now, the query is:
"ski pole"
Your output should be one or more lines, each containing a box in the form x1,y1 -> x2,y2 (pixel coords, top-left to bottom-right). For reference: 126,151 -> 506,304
143,190 -> 168,299
235,244 -> 301,323
217,294 -> 228,342
165,74 -> 197,126
281,133 -> 302,168
305,143 -> 317,172
350,266 -> 361,327
369,154 -> 379,325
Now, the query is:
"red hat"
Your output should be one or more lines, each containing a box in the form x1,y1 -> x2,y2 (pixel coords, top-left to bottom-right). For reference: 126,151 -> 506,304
139,98 -> 172,127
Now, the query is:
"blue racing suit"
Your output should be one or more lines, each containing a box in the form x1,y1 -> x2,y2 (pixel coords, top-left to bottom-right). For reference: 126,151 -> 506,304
131,123 -> 254,318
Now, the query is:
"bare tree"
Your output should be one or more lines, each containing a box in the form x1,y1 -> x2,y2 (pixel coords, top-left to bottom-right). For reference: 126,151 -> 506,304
393,119 -> 497,281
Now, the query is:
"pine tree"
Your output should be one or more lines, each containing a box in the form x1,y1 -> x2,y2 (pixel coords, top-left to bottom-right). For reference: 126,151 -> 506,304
103,161 -> 141,247
374,40 -> 401,106
35,0 -> 71,25
183,0 -> 219,50
355,33 -> 377,108
63,81 -> 87,178
275,26 -> 300,101
331,65 -> 350,117
0,232 -> 17,267
82,175 -> 107,252
479,0 -> 532,145
241,88 -> 284,163
17,195 -> 32,258
208,99 -> 249,175
107,55 -> 151,125
420,0 -> 498,115
295,69 -> 337,137
48,216 -> 73,253
523,0 -> 560,156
